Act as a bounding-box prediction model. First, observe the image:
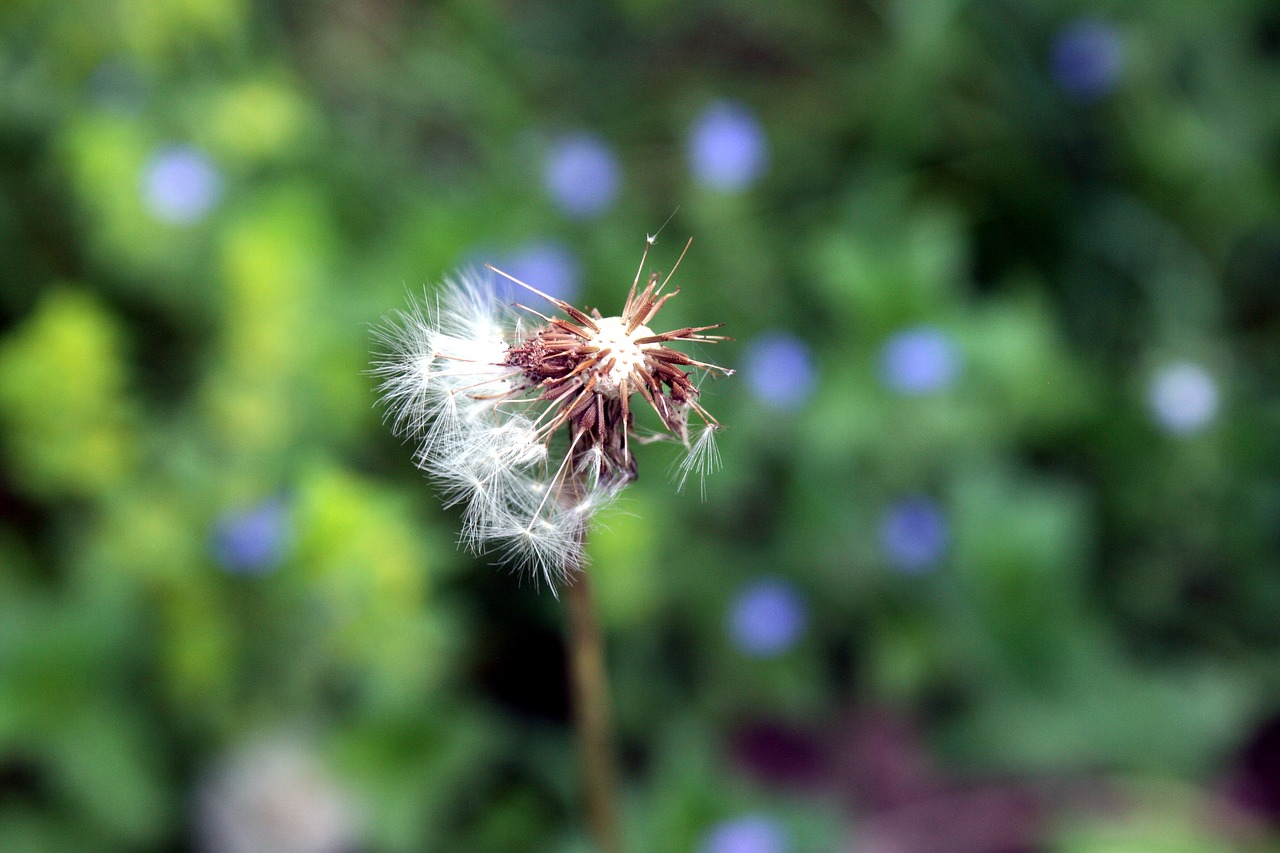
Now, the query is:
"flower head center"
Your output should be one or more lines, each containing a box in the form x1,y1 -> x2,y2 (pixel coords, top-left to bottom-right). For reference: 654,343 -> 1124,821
587,315 -> 654,398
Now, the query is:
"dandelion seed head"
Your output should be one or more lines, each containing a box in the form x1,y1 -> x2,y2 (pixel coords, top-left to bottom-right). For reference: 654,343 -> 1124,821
374,238 -> 729,584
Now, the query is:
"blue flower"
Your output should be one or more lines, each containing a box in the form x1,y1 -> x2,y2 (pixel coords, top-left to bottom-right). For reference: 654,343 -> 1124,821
728,579 -> 807,658
878,326 -> 960,396
700,814 -> 790,853
211,500 -> 289,575
741,332 -> 817,410
880,497 -> 949,573
1051,19 -> 1124,101
687,100 -> 768,192
474,240 -> 583,305
543,133 -> 621,219
141,145 -> 223,225
1147,361 -> 1219,436
498,240 -> 583,303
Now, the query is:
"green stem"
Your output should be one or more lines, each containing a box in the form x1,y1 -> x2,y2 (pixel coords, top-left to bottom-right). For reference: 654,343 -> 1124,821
564,556 -> 621,853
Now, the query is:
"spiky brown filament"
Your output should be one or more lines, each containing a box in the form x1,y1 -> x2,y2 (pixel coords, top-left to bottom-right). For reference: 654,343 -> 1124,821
491,239 -> 731,489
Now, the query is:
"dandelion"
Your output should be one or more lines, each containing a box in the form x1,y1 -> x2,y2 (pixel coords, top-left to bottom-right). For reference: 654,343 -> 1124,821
374,236 -> 731,587
377,237 -> 730,851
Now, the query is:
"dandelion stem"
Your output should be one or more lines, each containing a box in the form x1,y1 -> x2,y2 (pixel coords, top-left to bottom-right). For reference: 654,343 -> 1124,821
564,548 -> 621,853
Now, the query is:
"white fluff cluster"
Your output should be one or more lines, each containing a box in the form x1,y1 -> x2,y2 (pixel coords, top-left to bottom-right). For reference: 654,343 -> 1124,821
374,274 -> 623,584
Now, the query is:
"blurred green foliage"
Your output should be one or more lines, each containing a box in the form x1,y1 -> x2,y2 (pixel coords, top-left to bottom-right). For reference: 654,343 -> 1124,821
3,1 -> 1280,851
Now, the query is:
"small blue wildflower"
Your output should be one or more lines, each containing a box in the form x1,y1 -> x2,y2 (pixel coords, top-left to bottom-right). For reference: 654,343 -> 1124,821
1148,361 -> 1219,436
498,240 -> 583,303
467,240 -> 583,306
211,500 -> 289,575
880,497 -> 949,573
741,332 -> 816,411
1051,19 -> 1124,101
141,145 -> 223,225
543,133 -> 620,219
687,100 -> 769,192
728,579 -> 807,658
700,814 -> 790,853
878,326 -> 960,396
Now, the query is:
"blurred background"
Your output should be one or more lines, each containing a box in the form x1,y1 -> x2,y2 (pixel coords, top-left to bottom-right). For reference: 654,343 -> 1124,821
3,1 -> 1280,851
